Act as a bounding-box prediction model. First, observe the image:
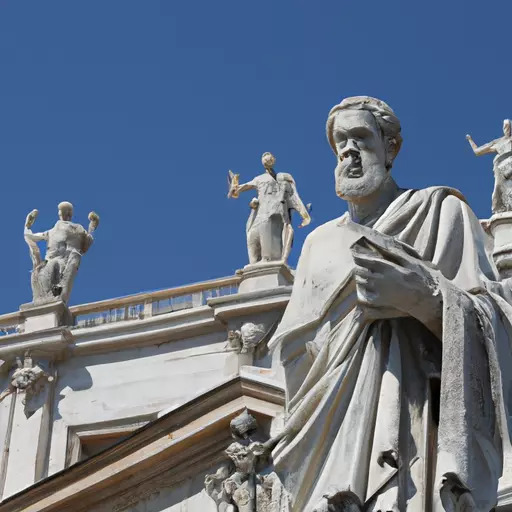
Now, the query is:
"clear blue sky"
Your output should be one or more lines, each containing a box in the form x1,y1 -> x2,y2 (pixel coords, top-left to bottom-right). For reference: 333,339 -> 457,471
0,0 -> 508,311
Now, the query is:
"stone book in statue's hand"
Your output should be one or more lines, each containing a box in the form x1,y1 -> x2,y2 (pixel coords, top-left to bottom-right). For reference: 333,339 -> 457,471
347,221 -> 422,263
344,221 -> 434,321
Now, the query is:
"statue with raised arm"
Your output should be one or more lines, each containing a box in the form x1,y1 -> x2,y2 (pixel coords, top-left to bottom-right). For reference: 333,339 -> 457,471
467,120 -> 512,213
227,152 -> 311,265
264,97 -> 512,511
466,119 -> 512,157
24,202 -> 99,305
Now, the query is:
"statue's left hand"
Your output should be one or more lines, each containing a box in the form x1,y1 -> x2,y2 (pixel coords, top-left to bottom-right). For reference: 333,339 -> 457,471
352,243 -> 441,319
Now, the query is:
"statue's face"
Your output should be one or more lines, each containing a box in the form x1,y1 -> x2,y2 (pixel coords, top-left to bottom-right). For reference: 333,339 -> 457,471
332,109 -> 388,202
262,152 -> 275,169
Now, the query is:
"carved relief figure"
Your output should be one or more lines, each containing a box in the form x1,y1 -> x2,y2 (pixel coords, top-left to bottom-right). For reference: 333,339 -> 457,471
265,97 -> 512,511
205,410 -> 289,512
467,120 -> 512,213
228,153 -> 311,265
24,202 -> 99,304
227,323 -> 267,354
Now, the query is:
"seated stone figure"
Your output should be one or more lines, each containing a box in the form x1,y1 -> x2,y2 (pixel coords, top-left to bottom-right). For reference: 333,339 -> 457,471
267,97 -> 512,511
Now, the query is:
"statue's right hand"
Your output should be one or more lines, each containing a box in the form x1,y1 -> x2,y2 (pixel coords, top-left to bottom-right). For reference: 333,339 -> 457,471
25,209 -> 38,229
228,187 -> 239,199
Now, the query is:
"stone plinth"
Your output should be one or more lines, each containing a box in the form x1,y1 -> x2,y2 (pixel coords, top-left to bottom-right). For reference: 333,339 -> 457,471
19,300 -> 72,333
237,262 -> 293,294
489,212 -> 512,279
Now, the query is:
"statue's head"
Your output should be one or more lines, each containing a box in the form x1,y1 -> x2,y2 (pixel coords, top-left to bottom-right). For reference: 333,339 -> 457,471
504,119 -> 511,138
261,152 -> 276,171
326,96 -> 402,202
58,201 -> 73,221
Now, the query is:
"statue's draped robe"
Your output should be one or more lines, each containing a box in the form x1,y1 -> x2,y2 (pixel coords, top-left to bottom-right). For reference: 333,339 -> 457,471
269,187 -> 512,511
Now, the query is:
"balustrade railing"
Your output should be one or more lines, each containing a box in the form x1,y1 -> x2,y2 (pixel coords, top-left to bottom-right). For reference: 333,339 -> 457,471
0,312 -> 21,337
71,276 -> 240,330
0,276 -> 241,335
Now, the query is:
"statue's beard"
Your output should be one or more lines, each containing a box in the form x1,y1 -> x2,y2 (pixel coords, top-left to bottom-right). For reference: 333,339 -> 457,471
335,162 -> 388,201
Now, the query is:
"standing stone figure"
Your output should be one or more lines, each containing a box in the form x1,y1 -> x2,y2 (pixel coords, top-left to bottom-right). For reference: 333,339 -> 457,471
228,152 -> 311,264
266,97 -> 512,511
467,120 -> 512,213
24,202 -> 99,304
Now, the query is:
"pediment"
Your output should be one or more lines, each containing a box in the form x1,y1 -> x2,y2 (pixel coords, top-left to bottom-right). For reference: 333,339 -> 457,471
0,373 -> 284,512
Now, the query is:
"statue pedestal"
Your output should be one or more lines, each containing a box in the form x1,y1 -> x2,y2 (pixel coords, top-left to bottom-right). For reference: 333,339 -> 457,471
488,212 -> 512,279
19,300 -> 72,334
237,262 -> 294,294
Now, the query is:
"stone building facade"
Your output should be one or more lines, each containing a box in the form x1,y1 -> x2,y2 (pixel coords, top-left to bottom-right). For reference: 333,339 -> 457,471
0,265 -> 294,511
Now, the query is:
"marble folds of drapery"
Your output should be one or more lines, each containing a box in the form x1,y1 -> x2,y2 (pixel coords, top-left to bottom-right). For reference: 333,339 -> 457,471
268,187 -> 512,511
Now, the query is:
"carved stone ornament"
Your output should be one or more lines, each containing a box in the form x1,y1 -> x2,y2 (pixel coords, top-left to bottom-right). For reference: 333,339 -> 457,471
204,409 -> 290,511
227,323 -> 267,354
0,354 -> 53,406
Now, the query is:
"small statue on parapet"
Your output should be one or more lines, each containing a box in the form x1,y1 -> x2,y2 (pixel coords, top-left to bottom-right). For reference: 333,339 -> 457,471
24,202 -> 99,305
227,152 -> 311,265
467,120 -> 512,213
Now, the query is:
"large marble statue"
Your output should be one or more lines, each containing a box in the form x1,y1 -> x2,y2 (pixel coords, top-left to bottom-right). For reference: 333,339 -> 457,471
228,152 -> 311,264
266,97 -> 512,511
24,202 -> 99,305
467,120 -> 512,213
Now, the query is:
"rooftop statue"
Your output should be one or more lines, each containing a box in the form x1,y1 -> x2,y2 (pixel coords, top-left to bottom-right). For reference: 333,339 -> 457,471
24,202 -> 99,305
227,152 -> 311,265
264,97 -> 512,511
467,120 -> 512,213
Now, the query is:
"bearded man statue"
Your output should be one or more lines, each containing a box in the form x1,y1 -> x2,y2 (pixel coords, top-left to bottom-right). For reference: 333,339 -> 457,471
267,96 -> 512,512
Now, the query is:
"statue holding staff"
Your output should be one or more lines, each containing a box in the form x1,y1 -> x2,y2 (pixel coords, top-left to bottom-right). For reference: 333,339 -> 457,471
24,202 -> 99,304
228,152 -> 311,265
